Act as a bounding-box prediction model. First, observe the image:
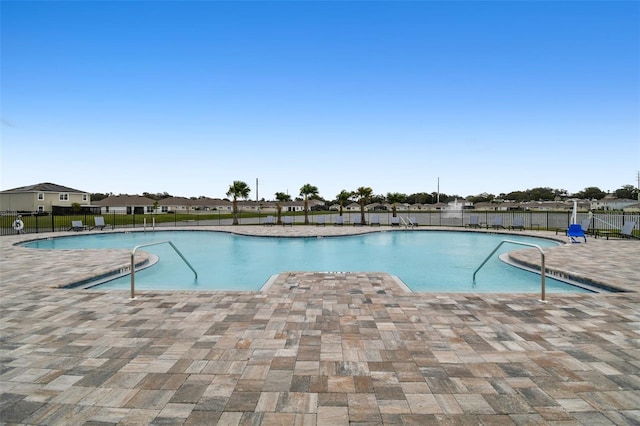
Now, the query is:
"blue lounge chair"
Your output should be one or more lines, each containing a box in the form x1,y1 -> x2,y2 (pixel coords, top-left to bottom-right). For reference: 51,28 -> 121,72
370,215 -> 380,226
264,216 -> 275,226
467,215 -> 481,228
353,216 -> 363,226
283,216 -> 293,227
69,221 -> 85,231
390,217 -> 400,227
91,216 -> 106,230
408,216 -> 418,228
509,217 -> 525,230
316,216 -> 325,226
488,216 -> 505,229
334,216 -> 344,226
567,224 -> 586,243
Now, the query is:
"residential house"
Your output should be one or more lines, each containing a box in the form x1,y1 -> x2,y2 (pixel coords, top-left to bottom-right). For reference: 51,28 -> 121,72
408,203 -> 429,211
366,202 -> 388,211
345,202 -> 361,212
473,201 -> 516,211
591,195 -> 639,211
431,202 -> 449,210
520,200 -> 591,211
158,197 -> 232,213
0,182 -> 92,214
238,200 -> 279,213
93,195 -> 156,215
623,202 -> 640,212
280,201 -> 308,212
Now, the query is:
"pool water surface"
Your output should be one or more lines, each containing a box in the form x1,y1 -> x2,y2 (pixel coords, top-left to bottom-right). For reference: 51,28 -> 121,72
23,230 -> 589,293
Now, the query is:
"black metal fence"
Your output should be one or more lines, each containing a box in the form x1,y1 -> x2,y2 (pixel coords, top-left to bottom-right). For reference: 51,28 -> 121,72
1,210 -> 639,237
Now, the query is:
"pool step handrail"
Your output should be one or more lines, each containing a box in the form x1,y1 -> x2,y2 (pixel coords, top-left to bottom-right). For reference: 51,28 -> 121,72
130,240 -> 197,299
399,216 -> 412,230
473,239 -> 547,302
591,214 -> 619,230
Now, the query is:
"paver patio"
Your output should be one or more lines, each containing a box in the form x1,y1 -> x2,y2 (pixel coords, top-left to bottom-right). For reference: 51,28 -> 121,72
1,226 -> 638,425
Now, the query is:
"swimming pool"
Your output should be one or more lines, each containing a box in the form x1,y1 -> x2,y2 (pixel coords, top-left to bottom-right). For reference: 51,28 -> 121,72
23,230 -> 589,293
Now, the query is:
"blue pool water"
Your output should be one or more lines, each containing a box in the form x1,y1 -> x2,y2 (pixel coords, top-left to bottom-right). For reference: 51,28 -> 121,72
23,230 -> 589,293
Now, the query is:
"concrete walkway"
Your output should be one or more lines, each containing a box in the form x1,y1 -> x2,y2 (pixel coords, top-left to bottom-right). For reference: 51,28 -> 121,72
1,226 -> 639,425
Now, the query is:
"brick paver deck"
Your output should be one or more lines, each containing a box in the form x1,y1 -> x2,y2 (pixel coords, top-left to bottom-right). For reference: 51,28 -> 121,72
1,226 -> 638,425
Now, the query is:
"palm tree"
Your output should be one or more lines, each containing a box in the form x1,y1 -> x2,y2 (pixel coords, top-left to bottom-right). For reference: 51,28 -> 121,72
274,192 -> 291,225
386,192 -> 406,217
299,183 -> 319,225
353,186 -> 373,225
226,181 -> 251,225
336,190 -> 352,217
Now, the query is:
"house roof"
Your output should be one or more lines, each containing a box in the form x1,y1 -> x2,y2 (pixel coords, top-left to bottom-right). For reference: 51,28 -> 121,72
1,182 -> 87,194
93,195 -> 156,206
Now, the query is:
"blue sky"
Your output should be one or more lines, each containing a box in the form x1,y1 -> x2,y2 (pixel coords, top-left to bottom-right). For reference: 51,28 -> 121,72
2,1 -> 639,201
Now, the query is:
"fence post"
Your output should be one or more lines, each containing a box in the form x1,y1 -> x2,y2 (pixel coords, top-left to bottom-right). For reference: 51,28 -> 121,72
545,211 -> 548,230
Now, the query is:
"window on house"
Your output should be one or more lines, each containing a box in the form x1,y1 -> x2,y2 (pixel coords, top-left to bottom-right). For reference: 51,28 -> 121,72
37,205 -> 44,213
105,207 -> 109,213
38,193 -> 44,200
82,194 -> 88,201
162,206 -> 168,212
147,207 -> 153,213
59,193 -> 69,201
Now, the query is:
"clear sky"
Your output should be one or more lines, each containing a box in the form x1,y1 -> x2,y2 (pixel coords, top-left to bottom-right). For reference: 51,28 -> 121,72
1,1 -> 639,201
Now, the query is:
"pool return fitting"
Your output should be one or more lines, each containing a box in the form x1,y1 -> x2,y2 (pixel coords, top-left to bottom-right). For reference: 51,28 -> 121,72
130,241 -> 197,299
473,240 -> 547,302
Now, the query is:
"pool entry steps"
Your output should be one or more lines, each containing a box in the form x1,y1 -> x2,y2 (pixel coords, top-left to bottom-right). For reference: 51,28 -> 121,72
474,240 -> 547,301
130,240 -> 197,299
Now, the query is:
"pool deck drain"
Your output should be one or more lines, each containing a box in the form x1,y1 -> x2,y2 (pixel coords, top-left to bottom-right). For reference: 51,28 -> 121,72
1,226 -> 639,425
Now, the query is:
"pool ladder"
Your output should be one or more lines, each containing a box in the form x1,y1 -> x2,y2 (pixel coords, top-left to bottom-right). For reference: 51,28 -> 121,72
130,240 -> 197,299
473,240 -> 547,302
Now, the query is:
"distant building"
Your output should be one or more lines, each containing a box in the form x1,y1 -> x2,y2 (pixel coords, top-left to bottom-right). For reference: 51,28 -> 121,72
93,195 -> 156,215
623,202 -> 640,212
0,182 -> 92,213
590,195 -> 638,211
158,197 -> 232,213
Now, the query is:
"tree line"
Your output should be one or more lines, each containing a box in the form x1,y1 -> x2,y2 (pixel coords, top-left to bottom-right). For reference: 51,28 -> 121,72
90,184 -> 639,206
224,182 -> 640,226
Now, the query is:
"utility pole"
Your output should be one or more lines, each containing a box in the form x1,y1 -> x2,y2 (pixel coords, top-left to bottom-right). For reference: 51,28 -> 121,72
637,171 -> 639,201
256,178 -> 259,202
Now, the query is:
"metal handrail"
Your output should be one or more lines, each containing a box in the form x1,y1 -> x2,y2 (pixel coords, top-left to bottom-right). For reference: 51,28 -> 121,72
130,240 -> 197,299
400,216 -> 412,229
591,214 -> 619,230
473,240 -> 547,302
